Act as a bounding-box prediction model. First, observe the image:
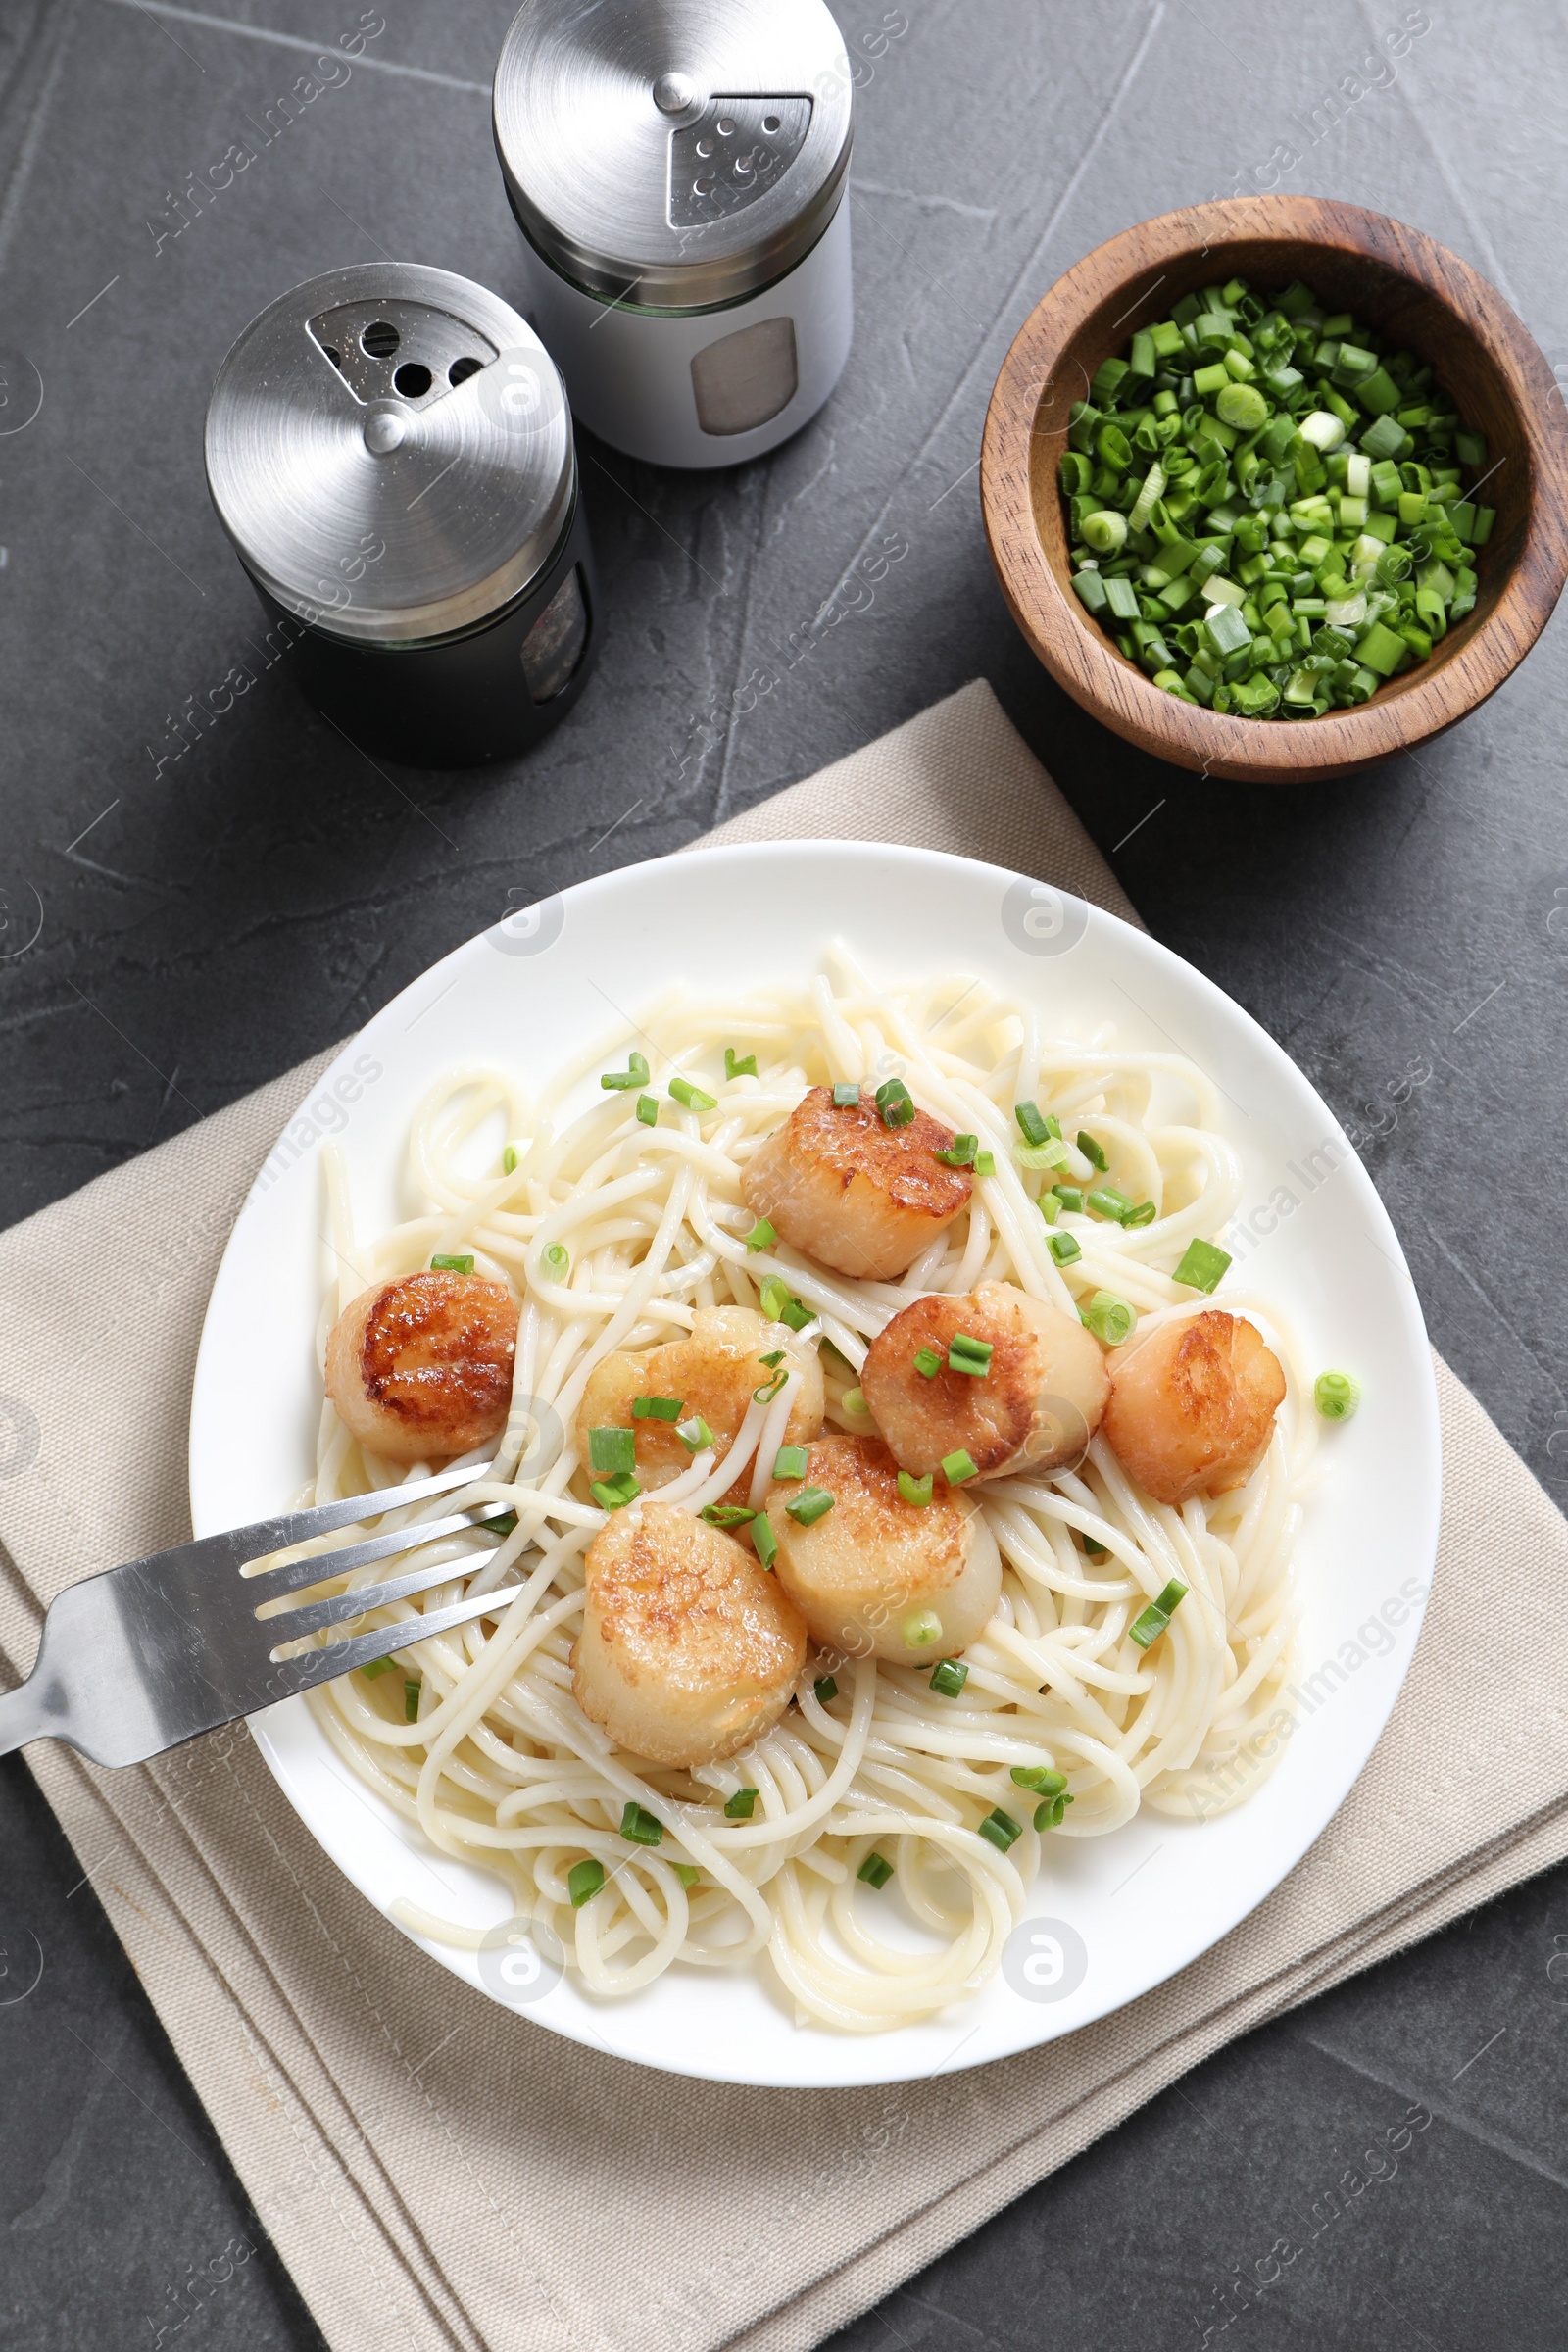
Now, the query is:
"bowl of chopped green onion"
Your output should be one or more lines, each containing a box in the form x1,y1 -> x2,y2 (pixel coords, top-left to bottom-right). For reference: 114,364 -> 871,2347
981,196 -> 1568,782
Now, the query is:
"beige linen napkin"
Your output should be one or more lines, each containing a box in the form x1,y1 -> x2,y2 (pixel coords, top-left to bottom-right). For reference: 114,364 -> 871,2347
2,680 -> 1565,2352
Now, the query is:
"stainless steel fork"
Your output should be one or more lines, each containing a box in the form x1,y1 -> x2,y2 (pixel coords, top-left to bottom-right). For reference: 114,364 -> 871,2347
0,1461 -> 516,1767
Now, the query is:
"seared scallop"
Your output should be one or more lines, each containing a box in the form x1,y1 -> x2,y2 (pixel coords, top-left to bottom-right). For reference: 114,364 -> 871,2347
573,1502 -> 808,1767
1102,1310 -> 1286,1506
763,1434 -> 1001,1666
741,1085 -> 972,1282
325,1271 -> 518,1464
576,1307 -> 823,1497
861,1280 -> 1109,1482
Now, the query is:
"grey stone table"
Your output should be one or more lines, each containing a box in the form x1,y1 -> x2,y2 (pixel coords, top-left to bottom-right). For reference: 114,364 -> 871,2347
2,4 -> 1565,2347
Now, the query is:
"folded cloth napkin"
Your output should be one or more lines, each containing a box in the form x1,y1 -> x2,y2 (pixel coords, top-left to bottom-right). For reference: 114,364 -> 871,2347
2,680 -> 1565,2352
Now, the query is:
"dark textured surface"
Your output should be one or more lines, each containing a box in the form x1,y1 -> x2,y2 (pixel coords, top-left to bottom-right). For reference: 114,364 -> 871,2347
2,3 -> 1566,2347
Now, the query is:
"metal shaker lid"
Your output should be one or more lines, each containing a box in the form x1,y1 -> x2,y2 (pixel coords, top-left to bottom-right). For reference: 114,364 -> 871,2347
205,264 -> 575,646
492,0 -> 854,311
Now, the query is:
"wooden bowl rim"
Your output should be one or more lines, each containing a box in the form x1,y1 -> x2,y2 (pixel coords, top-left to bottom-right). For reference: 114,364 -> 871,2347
981,195 -> 1568,783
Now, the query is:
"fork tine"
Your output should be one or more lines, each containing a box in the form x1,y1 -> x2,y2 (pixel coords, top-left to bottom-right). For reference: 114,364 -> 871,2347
267,1583 -> 527,1699
195,1459 -> 497,1575
247,1508 -> 501,1598
266,1548 -> 506,1645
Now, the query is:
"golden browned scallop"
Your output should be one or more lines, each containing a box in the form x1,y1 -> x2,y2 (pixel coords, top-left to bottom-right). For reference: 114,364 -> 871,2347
861,1280 -> 1109,1482
575,1307 -> 822,1499
764,1434 -> 1001,1666
740,1085 -> 972,1282
1102,1310 -> 1287,1506
325,1271 -> 518,1464
573,1502 -> 808,1767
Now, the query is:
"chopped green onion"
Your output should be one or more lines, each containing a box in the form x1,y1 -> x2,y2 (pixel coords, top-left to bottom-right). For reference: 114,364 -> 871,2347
898,1470 -> 934,1507
832,1082 -> 860,1107
404,1679 -> 421,1723
875,1077 -> 915,1129
1016,1137 -> 1070,1171
948,1332 -> 994,1376
1130,1577 -> 1189,1648
1034,1793 -> 1074,1830
1049,1231 -> 1082,1267
1084,1291 -> 1136,1346
773,1445 -> 808,1480
361,1654 -> 396,1680
760,1275 -> 790,1320
668,1862 -> 700,1887
744,1217 -> 776,1252
568,1858 -> 605,1906
753,1368 -> 789,1404
934,1133 -> 978,1167
913,1347 -> 944,1379
1053,1184 -> 1084,1213
973,1151 -> 996,1177
1123,1200 -> 1157,1229
601,1051 -> 651,1091
700,1503 -> 757,1527
590,1471 -> 641,1510
1087,1186 -> 1135,1221
929,1657 -> 968,1697
1014,1101 -> 1053,1146
589,1426 -> 636,1476
786,1487 -> 834,1526
1082,509 -> 1129,555
1081,1531 -> 1108,1559
544,1242 -> 570,1276
620,1801 -> 663,1846
751,1513 -> 778,1568
1077,1131 -> 1109,1171
669,1076 -> 717,1112
1314,1369 -> 1362,1422
479,1511 -> 518,1537
632,1395 -> 684,1421
429,1252 -> 474,1275
1173,1238 -> 1232,1293
724,1048 -> 758,1080
636,1094 -> 658,1126
858,1850 -> 894,1888
813,1675 -> 839,1704
502,1145 -> 518,1175
724,1786 -> 759,1818
1010,1765 -> 1067,1795
902,1608 -> 944,1649
759,1348 -> 785,1367
941,1449 -> 978,1485
676,1414 -> 714,1453
1038,1192 -> 1060,1225
977,1807 -> 1023,1852
841,1387 -> 871,1418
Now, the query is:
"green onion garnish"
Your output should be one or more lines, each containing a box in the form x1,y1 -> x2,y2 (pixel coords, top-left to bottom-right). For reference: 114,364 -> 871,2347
875,1077 -> 915,1129
760,1274 -> 796,1323
832,1082 -> 860,1107
589,1426 -> 636,1476
1010,1765 -> 1067,1795
751,1513 -> 778,1568
632,1395 -> 684,1421
1123,1200 -> 1157,1229
676,1414 -> 714,1452
974,1152 -> 996,1176
753,1369 -> 788,1404
786,1487 -> 834,1526
669,1076 -> 717,1112
858,1851 -> 894,1888
841,1387 -> 871,1418
1039,1192 -> 1060,1225
620,1801 -> 663,1846
1173,1238 -> 1232,1293
1084,1291 -> 1136,1347
1035,1793 -> 1074,1830
1077,1132 -> 1109,1171
902,1608 -> 943,1649
503,1145 -> 518,1175
759,1348 -> 785,1367
568,1858 -> 604,1906
1016,1137 -> 1071,1172
898,1470 -> 934,1507
929,1657 -> 968,1697
1014,1101 -> 1053,1146
773,1445 -> 808,1480
934,1133 -> 978,1167
700,1504 -> 757,1527
636,1094 -> 658,1127
361,1655 -> 396,1680
544,1242 -> 569,1276
601,1051 -> 651,1091
813,1675 -> 839,1704
1049,1231 -> 1082,1267
947,1332 -> 993,1376
744,1217 -> 776,1252
668,1862 -> 700,1887
1130,1577 -> 1189,1648
724,1048 -> 758,1080
429,1252 -> 474,1275
1088,1186 -> 1135,1221
480,1511 -> 518,1537
404,1679 -> 420,1723
1053,1184 -> 1084,1213
941,1449 -> 978,1485
977,1807 -> 1022,1852
913,1347 -> 944,1379
1314,1369 -> 1362,1422
1081,1531 -> 1108,1559
724,1787 -> 759,1818
590,1471 -> 641,1510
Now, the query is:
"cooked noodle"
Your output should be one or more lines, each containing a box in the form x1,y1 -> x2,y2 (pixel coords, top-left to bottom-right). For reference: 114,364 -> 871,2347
298,947 -> 1308,2031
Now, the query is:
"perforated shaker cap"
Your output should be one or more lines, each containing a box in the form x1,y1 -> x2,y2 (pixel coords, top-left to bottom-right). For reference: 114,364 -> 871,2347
205,264 -> 575,645
492,0 -> 855,311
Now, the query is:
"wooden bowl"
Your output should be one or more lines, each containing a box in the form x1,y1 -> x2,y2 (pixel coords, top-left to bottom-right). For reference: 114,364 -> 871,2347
981,197 -> 1568,784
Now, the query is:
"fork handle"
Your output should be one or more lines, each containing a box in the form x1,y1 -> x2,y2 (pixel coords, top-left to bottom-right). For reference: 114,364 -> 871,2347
0,1672 -> 50,1760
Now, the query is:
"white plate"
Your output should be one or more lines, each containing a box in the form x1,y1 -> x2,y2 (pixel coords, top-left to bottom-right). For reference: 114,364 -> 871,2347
189,842 -> 1441,2087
